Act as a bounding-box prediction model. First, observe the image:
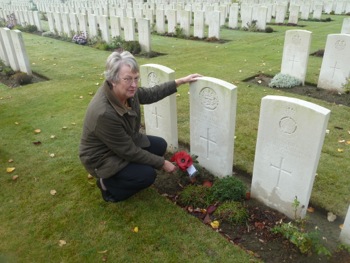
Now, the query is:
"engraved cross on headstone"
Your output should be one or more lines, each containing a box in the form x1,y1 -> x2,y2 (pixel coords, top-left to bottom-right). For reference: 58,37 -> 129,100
288,55 -> 300,71
330,61 -> 341,78
200,128 -> 217,159
151,106 -> 162,128
270,157 -> 292,188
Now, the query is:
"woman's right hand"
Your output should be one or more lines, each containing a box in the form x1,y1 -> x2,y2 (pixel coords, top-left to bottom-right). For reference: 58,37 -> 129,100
162,160 -> 177,173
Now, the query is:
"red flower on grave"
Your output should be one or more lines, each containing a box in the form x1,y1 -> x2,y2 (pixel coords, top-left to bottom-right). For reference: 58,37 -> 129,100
170,151 -> 193,171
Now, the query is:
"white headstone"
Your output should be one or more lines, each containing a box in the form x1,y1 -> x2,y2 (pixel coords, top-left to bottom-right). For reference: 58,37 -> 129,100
167,9 -> 177,34
88,14 -> 98,37
0,28 -> 10,66
228,3 -> 239,29
251,96 -> 331,219
341,18 -> 350,34
240,4 -> 252,29
193,11 -> 205,38
340,205 -> 350,245
10,29 -> 32,75
275,4 -> 287,24
256,6 -> 267,31
288,5 -> 299,25
312,4 -> 323,19
281,30 -> 312,85
155,9 -> 166,34
300,4 -> 310,20
317,34 -> 350,92
179,10 -> 191,37
123,17 -> 135,41
110,16 -> 121,37
190,77 -> 237,177
208,11 -> 220,39
140,64 -> 178,152
0,27 -> 19,71
98,15 -> 111,43
138,18 -> 151,52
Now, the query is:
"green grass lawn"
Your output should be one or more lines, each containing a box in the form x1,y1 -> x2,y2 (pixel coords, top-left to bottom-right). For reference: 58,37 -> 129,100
0,14 -> 349,262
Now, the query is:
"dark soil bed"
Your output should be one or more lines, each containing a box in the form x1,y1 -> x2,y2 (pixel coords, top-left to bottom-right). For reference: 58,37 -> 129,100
154,166 -> 350,263
245,73 -> 350,107
0,71 -> 49,88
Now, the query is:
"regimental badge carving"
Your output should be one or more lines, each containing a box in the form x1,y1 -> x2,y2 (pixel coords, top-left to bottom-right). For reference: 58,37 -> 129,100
199,87 -> 219,110
335,40 -> 346,50
147,72 -> 159,87
279,116 -> 297,134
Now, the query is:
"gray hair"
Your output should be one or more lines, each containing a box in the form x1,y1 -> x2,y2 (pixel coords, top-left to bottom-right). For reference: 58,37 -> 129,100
104,51 -> 139,83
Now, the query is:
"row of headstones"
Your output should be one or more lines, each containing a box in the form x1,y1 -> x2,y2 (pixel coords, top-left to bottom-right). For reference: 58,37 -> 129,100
280,29 -> 350,92
0,9 -> 43,31
0,27 -> 32,75
139,62 -> 349,244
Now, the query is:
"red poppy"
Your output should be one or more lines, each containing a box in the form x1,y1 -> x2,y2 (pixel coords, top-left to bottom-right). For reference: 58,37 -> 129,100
170,151 -> 193,171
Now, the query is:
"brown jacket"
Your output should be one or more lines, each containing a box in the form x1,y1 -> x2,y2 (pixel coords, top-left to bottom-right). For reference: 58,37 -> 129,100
79,80 -> 177,178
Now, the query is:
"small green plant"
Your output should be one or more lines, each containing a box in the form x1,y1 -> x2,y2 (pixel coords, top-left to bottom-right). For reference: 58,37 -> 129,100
178,185 -> 212,208
15,24 -> 37,33
265,26 -> 273,33
271,222 -> 331,256
242,20 -> 258,32
214,201 -> 248,225
122,41 -> 141,54
108,36 -> 124,50
174,26 -> 185,38
342,75 -> 350,94
209,176 -> 246,203
269,73 -> 302,88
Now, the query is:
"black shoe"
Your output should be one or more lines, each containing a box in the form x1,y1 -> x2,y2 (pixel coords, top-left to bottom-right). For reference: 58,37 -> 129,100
96,180 -> 117,202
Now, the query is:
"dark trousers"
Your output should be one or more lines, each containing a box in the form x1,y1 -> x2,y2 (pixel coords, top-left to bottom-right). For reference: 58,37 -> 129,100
102,135 -> 167,201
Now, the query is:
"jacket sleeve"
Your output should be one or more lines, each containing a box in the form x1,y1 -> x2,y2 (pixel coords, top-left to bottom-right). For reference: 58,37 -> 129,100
94,110 -> 165,168
137,80 -> 177,105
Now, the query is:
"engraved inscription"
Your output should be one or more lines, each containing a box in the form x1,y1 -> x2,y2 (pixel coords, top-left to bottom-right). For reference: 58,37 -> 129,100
292,33 -> 301,45
199,87 -> 219,110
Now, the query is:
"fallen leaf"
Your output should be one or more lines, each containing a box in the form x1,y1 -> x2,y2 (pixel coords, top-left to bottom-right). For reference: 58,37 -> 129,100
33,141 -> 42,145
327,212 -> 337,222
15,122 -> 19,125
337,148 -> 344,152
206,205 -> 217,215
12,175 -> 19,180
339,224 -> 344,230
8,159 -> 13,163
338,139 -> 345,143
307,207 -> 315,213
346,141 -> 350,145
246,192 -> 251,200
50,135 -> 56,139
132,227 -> 139,233
58,240 -> 66,247
50,189 -> 57,195
87,174 -> 94,179
203,214 -> 211,224
49,153 -> 55,158
210,220 -> 220,229
34,129 -> 41,134
6,167 -> 15,173
62,126 -> 67,129
98,250 -> 108,254
202,180 -> 213,187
